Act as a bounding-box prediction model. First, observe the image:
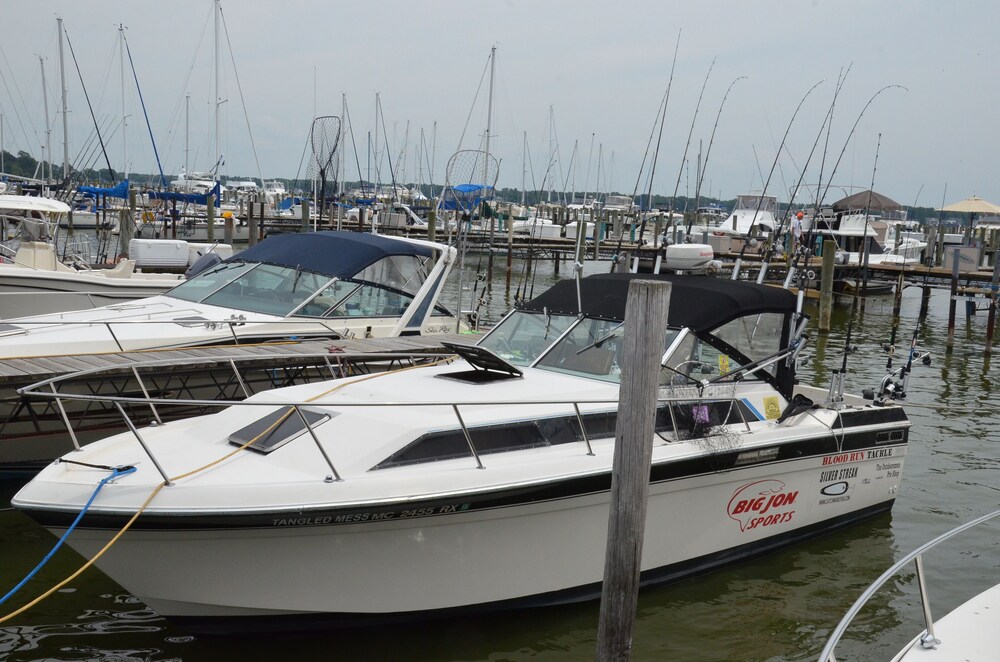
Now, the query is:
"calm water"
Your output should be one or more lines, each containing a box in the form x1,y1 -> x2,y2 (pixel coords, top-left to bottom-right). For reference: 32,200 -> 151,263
2,257 -> 998,662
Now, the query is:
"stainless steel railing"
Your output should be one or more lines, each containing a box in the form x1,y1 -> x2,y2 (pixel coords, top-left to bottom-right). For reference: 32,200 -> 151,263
18,351 -> 758,483
819,508 -> 1000,661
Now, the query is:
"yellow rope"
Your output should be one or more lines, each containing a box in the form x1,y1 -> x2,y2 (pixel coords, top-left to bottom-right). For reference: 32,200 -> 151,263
1,354 -> 457,621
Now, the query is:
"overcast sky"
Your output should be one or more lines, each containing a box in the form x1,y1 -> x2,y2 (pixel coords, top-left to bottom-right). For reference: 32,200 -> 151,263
4,0 -> 998,209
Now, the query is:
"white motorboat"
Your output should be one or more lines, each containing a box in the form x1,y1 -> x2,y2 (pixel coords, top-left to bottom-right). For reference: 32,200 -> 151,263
711,193 -> 779,236
819,509 -> 1000,661
0,195 -> 185,318
13,272 -> 916,634
0,230 -> 462,358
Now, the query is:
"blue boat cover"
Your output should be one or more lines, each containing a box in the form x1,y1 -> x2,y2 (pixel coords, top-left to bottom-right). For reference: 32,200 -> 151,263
78,180 -> 130,200
227,231 -> 432,279
147,182 -> 221,206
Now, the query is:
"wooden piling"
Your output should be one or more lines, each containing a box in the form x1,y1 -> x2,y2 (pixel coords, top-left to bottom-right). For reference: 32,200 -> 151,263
301,199 -> 310,233
428,208 -> 436,244
892,270 -> 905,319
247,202 -> 257,247
987,259 -> 1000,355
206,193 -> 215,242
947,248 -> 959,349
919,285 -> 932,321
819,240 -> 836,332
596,280 -> 671,662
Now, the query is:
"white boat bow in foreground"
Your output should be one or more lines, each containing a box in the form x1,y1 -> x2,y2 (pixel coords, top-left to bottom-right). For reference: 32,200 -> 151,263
13,273 -> 915,634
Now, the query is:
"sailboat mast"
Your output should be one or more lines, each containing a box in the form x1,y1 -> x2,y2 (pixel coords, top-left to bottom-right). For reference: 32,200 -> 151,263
39,56 -> 51,183
184,94 -> 190,189
57,17 -> 70,181
119,24 -> 128,179
484,45 -> 495,180
214,0 -> 220,177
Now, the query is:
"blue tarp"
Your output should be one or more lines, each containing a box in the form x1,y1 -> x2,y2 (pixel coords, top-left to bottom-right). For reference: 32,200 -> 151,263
78,180 -> 130,200
226,231 -> 432,280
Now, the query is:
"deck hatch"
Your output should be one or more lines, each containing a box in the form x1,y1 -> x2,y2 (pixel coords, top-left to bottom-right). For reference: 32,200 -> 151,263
229,407 -> 333,453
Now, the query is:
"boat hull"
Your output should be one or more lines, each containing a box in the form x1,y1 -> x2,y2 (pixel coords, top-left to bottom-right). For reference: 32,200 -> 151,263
37,438 -> 905,632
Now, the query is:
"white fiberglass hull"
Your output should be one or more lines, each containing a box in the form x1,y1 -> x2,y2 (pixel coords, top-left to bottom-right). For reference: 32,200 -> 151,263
0,269 -> 181,318
22,410 -> 906,631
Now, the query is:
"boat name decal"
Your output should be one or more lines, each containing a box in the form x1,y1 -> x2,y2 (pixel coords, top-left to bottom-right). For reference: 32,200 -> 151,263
866,448 -> 893,459
727,479 -> 798,532
733,447 -> 779,466
271,503 -> 471,527
875,429 -> 905,445
820,466 -> 857,483
822,451 -> 865,465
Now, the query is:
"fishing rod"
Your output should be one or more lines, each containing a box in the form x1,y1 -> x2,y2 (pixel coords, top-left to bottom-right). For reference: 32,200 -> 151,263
758,68 -> 850,285
857,133 -> 883,300
611,29 -> 680,271
826,317 -> 856,408
785,84 -> 907,296
663,57 -> 715,245
688,75 -> 746,236
731,79 -> 823,280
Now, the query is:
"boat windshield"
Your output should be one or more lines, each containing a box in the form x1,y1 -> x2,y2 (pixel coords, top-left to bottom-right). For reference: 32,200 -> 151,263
169,261 -> 334,316
168,253 -> 452,319
477,310 -> 576,366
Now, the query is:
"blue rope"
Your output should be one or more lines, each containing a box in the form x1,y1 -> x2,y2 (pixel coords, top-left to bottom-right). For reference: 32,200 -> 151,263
0,465 -> 137,606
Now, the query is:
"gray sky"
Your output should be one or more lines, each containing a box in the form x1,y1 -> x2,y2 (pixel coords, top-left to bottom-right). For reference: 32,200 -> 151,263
4,0 -> 998,209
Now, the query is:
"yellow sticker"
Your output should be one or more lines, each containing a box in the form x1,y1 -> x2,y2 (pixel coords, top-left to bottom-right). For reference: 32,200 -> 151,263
762,396 -> 781,420
717,354 -> 730,375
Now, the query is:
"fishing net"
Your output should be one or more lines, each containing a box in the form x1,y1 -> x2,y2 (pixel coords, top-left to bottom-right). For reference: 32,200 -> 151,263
658,380 -> 744,455
307,116 -> 342,222
439,150 -> 499,215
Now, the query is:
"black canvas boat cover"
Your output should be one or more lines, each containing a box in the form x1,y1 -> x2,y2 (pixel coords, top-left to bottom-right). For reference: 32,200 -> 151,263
225,231 -> 432,279
521,273 -> 796,333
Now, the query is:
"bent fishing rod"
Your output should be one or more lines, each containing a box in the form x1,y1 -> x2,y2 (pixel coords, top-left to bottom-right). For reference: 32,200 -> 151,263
731,79 -> 824,280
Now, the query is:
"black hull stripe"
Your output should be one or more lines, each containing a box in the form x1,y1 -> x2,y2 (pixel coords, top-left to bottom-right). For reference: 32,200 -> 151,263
165,501 -> 894,635
24,431 -> 908,531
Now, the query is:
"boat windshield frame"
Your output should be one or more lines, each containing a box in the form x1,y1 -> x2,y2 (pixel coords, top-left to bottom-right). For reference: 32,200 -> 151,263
477,307 -> 791,392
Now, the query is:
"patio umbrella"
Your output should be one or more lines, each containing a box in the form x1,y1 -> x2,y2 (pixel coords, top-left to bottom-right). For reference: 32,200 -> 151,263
831,189 -> 903,212
938,195 -> 1000,231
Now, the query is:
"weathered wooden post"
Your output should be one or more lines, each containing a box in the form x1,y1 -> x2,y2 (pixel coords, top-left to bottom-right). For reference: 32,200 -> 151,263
224,211 -> 234,245
596,280 -> 670,662
205,192 -> 215,242
947,248 -> 960,349
919,284 -> 932,321
986,258 -> 1000,355
819,240 -> 836,332
505,208 -> 514,295
892,270 -> 905,319
301,198 -> 310,233
247,201 -> 258,247
428,207 -> 437,243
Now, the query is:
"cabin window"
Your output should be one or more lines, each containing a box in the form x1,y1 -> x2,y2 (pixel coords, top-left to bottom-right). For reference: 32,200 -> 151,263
374,400 -> 751,469
711,313 -> 784,379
